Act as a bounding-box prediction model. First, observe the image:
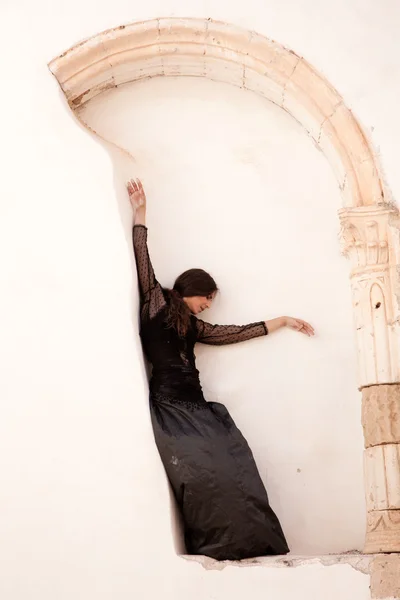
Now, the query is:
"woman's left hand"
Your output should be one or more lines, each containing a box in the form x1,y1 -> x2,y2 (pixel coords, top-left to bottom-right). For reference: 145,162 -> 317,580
265,316 -> 315,336
285,317 -> 315,337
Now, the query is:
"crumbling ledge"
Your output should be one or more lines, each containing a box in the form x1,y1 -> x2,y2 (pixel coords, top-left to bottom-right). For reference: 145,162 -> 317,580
181,552 -> 372,574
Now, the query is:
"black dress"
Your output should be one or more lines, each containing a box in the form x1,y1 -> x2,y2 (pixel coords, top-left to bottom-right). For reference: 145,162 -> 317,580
133,225 -> 289,561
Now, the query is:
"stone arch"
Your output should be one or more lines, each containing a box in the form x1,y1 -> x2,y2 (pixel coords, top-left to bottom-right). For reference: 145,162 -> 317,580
49,17 -> 400,553
49,17 -> 384,209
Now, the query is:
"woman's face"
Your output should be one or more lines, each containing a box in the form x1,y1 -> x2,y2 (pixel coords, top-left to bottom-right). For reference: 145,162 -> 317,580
184,292 -> 216,315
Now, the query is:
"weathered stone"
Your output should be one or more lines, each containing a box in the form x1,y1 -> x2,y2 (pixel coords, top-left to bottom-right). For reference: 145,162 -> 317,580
370,554 -> 400,599
364,445 -> 400,511
48,17 -> 384,209
362,384 -> 400,448
365,509 -> 400,554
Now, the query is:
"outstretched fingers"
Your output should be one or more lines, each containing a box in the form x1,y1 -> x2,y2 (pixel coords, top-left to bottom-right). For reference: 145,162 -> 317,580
127,178 -> 138,195
287,317 -> 315,337
298,320 -> 315,337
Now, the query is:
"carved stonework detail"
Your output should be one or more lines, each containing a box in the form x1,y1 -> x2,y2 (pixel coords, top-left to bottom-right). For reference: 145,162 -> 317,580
339,207 -> 400,387
362,384 -> 400,447
364,444 -> 400,511
351,275 -> 395,385
363,384 -> 400,556
365,509 -> 400,553
341,220 -> 389,267
339,207 -> 394,273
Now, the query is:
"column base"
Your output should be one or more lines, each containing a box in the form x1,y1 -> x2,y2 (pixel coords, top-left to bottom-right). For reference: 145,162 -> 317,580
365,509 -> 400,553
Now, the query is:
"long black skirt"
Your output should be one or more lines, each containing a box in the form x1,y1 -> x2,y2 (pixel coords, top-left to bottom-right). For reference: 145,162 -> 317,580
150,394 -> 289,561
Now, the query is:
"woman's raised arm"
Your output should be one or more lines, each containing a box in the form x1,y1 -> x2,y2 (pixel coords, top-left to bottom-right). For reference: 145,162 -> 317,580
128,179 -> 166,321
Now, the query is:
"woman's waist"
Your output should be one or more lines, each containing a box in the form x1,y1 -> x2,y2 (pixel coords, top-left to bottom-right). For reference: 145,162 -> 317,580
150,366 -> 203,394
151,363 -> 199,378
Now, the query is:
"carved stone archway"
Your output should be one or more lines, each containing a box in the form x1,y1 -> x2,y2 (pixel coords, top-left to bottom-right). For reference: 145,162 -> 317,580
49,17 -> 400,553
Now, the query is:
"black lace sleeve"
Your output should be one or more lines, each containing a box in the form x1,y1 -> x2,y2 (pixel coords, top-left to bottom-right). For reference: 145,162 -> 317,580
132,225 -> 166,321
195,319 -> 268,346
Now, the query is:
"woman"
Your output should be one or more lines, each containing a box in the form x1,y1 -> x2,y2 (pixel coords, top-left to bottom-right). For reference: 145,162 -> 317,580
128,178 -> 314,561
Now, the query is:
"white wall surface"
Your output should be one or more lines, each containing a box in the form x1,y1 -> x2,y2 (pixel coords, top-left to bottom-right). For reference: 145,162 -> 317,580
1,0 -> 399,599
81,75 -> 365,555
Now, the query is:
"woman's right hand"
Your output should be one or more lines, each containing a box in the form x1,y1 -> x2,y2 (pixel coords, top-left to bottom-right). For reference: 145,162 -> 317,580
127,178 -> 146,211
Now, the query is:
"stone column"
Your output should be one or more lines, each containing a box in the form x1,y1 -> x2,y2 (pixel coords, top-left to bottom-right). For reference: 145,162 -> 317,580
340,206 -> 400,553
363,385 -> 400,552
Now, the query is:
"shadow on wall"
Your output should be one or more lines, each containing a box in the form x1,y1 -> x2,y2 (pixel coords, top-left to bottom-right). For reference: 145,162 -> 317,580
58,95 -> 188,555
109,148 -> 188,556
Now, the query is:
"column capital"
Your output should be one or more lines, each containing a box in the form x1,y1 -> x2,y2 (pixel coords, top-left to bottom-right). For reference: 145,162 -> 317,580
339,206 -> 397,275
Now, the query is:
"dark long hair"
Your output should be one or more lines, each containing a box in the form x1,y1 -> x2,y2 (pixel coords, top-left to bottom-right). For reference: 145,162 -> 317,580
166,268 -> 218,337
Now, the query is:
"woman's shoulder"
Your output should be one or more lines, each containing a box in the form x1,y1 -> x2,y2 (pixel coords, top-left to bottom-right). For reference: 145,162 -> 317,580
161,287 -> 171,302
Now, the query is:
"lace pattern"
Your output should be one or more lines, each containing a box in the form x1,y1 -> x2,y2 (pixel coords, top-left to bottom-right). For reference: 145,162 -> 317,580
195,319 -> 268,345
132,225 -> 167,322
132,225 -> 269,407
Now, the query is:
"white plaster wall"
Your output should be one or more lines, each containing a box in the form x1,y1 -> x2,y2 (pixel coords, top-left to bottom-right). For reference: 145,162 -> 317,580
1,0 -> 399,599
81,76 -> 365,555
